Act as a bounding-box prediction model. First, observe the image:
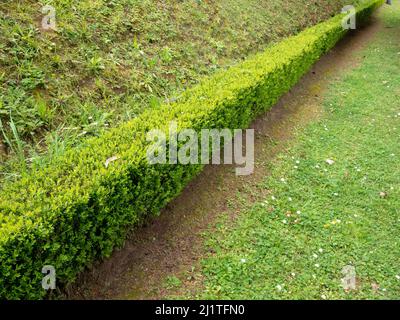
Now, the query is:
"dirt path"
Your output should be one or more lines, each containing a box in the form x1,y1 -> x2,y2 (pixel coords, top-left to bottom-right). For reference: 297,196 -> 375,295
67,12 -> 383,300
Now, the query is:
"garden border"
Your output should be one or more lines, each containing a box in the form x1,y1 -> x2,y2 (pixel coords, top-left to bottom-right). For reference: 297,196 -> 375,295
0,0 -> 383,299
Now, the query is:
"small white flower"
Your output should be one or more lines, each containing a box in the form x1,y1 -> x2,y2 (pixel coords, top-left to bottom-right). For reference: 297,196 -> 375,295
280,178 -> 286,183
313,254 -> 318,259
271,196 -> 276,201
321,294 -> 327,299
326,159 -> 335,165
296,160 -> 300,164
296,210 -> 301,215
291,272 -> 296,277
334,193 -> 339,196
318,248 -> 323,253
294,165 -> 299,169
282,219 -> 288,224
315,263 -> 320,268
276,284 -> 283,291
395,275 -> 400,280
240,258 -> 246,263
288,197 -> 293,202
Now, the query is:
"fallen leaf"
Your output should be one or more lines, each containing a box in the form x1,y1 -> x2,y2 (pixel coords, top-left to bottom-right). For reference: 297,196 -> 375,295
105,155 -> 120,168
379,191 -> 387,198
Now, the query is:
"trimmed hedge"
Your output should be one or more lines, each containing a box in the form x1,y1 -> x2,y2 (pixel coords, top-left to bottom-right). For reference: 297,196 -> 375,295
0,0 -> 383,299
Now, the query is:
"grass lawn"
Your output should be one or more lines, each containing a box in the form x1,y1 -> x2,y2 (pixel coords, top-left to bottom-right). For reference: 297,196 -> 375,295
0,0 -> 362,181
180,4 -> 400,299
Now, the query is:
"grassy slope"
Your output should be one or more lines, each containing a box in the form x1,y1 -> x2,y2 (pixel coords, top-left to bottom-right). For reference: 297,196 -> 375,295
0,0 -> 359,179
182,4 -> 400,299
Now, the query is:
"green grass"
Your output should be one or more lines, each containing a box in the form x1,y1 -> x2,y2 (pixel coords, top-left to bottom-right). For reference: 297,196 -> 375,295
183,4 -> 400,300
0,0 -> 363,181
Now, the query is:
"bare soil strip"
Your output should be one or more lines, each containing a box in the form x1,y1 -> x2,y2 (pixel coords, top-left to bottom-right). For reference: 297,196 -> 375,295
67,14 -> 382,300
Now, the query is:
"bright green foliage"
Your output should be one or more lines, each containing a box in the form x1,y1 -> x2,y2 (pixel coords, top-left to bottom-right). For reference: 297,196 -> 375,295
0,0 -> 382,299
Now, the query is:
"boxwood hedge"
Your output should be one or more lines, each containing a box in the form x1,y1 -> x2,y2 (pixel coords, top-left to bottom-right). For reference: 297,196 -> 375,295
0,0 -> 383,299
